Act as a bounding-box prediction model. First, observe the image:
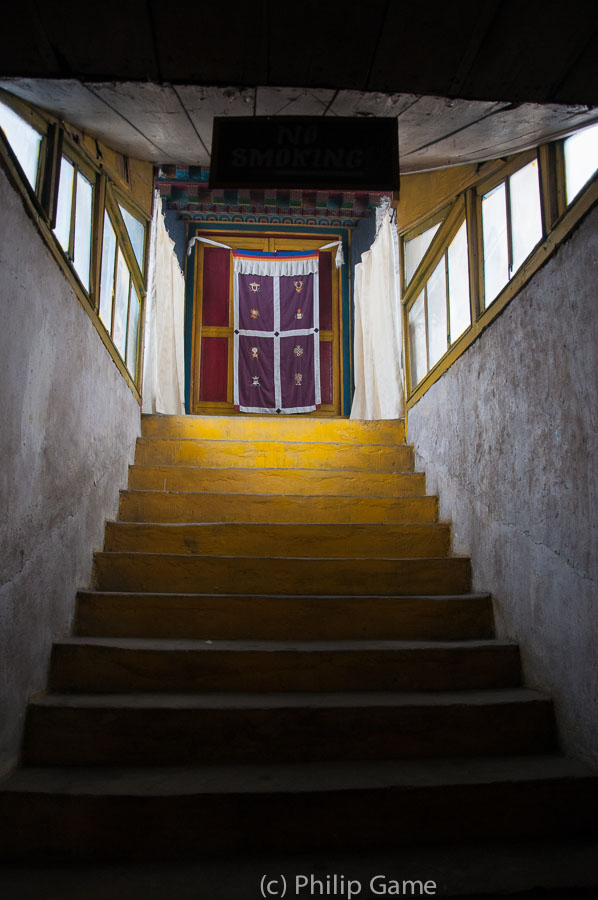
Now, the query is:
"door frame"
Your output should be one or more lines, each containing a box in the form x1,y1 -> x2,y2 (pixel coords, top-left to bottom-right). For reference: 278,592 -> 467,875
186,224 -> 352,416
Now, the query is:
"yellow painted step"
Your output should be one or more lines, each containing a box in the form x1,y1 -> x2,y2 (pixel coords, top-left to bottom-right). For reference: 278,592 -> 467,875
128,465 -> 426,497
134,438 -> 413,471
104,522 -> 451,558
141,414 -> 406,444
74,591 -> 495,641
93,553 -> 472,596
119,491 -> 439,524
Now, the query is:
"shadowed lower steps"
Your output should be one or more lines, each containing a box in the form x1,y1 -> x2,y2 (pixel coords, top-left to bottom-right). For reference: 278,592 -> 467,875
1,757 -> 597,859
49,637 -> 521,693
1,413 -> 596,864
22,689 -> 555,765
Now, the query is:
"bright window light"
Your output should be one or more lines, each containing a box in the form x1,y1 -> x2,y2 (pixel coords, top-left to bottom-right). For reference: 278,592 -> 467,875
447,221 -> 471,341
119,203 -> 145,271
99,213 -> 117,330
482,182 -> 509,307
73,172 -> 93,290
408,290 -> 427,386
510,159 -> 542,272
404,222 -> 441,285
53,157 -> 74,251
426,258 -> 447,368
564,122 -> 598,203
0,101 -> 42,190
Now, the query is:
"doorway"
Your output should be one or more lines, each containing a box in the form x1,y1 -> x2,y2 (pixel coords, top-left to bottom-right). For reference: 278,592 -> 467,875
190,231 -> 344,415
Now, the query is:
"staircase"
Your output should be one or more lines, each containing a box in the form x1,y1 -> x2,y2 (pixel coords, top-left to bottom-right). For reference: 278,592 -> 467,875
1,414 -> 596,861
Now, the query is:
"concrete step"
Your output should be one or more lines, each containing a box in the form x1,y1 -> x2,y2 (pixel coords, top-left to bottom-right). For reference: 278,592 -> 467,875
3,836 -> 598,896
93,553 -> 472,596
74,591 -> 495,641
1,757 -> 596,860
22,689 -> 555,766
141,414 -> 406,444
128,464 -> 426,496
49,637 -> 520,694
119,490 -> 439,524
104,522 -> 452,558
134,437 -> 414,471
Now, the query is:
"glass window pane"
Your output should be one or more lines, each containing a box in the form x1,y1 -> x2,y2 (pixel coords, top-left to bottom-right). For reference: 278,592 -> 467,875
404,222 -> 441,285
53,157 -> 74,252
99,213 -> 117,331
119,203 -> 145,271
510,160 -> 542,272
427,258 -> 448,369
482,182 -> 509,307
73,171 -> 93,291
564,122 -> 598,204
126,285 -> 141,376
113,248 -> 130,359
447,220 -> 471,342
408,290 -> 427,387
0,101 -> 42,189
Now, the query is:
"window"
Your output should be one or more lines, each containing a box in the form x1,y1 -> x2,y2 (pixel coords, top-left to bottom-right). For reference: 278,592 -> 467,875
98,209 -> 143,380
481,159 -> 542,307
53,154 -> 94,291
564,122 -> 598,204
118,202 -> 146,272
0,91 -> 150,392
404,220 -> 442,286
0,100 -> 43,191
400,135 -> 598,405
407,219 -> 471,388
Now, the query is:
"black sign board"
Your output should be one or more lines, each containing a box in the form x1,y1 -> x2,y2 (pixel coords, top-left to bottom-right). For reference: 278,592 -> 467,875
210,116 -> 399,191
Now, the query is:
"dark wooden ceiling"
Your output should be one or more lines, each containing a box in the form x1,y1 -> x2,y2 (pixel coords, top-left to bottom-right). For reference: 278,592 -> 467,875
4,0 -> 598,106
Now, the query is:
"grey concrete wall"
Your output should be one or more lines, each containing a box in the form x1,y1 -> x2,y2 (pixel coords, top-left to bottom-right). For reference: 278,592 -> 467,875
0,167 -> 141,776
407,203 -> 598,767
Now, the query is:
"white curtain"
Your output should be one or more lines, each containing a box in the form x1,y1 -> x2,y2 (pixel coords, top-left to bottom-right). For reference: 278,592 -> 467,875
142,193 -> 185,415
350,211 -> 404,420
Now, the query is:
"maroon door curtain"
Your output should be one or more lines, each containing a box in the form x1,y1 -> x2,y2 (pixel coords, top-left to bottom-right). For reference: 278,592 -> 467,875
233,249 -> 323,414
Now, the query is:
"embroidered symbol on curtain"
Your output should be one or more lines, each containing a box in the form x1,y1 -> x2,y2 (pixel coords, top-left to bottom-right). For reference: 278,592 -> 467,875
293,345 -> 304,358
295,308 -> 303,320
251,375 -> 261,387
294,281 -> 303,293
251,347 -> 259,358
249,282 -> 261,293
250,308 -> 260,319
295,373 -> 303,386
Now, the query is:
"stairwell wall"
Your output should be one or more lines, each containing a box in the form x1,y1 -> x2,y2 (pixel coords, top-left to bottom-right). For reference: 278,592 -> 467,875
407,202 -> 598,767
0,166 -> 141,776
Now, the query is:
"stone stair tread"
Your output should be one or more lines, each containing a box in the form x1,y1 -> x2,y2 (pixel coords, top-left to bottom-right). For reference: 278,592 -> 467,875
30,688 -> 547,710
2,839 -> 598,899
54,636 -> 513,652
77,590 -> 492,601
140,414 -> 406,444
131,464 -> 418,474
123,488 -> 428,500
97,551 -> 466,561
3,754 -> 594,796
138,437 -> 402,449
108,520 -> 444,528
